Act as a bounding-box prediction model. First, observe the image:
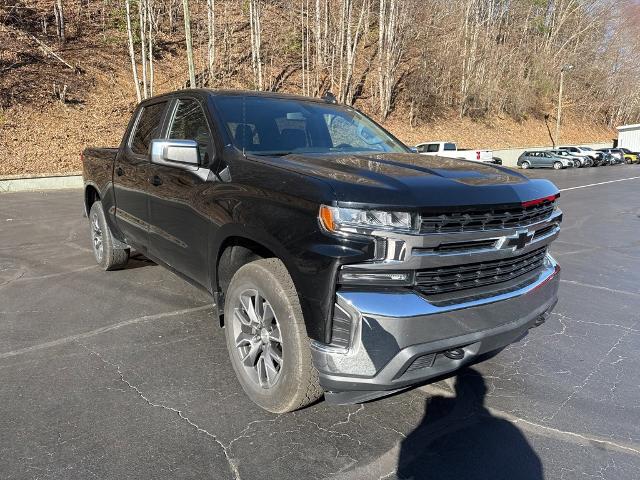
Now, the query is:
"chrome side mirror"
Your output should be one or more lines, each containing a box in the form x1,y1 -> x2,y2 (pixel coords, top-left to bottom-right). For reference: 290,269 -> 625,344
150,139 -> 199,169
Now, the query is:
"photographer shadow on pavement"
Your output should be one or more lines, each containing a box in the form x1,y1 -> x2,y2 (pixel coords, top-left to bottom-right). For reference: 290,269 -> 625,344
397,368 -> 543,480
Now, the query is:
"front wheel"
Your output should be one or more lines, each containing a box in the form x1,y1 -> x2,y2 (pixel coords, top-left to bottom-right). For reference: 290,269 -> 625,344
553,161 -> 563,170
89,201 -> 130,270
520,161 -> 530,169
224,258 -> 322,413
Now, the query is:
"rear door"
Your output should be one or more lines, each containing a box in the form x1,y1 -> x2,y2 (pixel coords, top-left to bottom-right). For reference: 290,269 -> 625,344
147,95 -> 215,286
114,100 -> 168,251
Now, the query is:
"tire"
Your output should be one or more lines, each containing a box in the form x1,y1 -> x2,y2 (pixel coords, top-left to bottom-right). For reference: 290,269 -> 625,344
89,201 -> 130,270
520,161 -> 530,169
553,161 -> 563,170
224,258 -> 322,413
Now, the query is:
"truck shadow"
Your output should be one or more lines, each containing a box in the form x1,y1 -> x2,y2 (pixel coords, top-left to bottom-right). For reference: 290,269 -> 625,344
124,252 -> 157,270
396,368 -> 542,480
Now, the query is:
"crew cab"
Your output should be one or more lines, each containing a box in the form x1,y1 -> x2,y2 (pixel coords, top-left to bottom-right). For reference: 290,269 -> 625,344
415,141 -> 496,163
82,90 -> 561,413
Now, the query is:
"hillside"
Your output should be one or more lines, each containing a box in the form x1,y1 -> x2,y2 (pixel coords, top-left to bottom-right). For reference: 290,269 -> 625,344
0,0 -> 629,176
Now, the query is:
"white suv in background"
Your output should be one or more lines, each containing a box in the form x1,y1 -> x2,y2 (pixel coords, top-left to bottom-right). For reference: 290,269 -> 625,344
558,146 -> 599,162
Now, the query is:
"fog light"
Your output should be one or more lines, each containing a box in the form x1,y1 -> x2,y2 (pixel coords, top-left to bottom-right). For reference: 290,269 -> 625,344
339,271 -> 412,286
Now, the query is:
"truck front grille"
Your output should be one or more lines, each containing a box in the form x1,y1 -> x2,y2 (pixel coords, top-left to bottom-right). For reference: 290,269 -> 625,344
419,201 -> 555,234
415,247 -> 547,294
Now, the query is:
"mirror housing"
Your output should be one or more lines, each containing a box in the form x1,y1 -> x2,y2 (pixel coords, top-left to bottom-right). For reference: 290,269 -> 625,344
150,139 -> 199,169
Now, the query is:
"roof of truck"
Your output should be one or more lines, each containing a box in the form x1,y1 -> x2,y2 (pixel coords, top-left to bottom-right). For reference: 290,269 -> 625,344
141,89 -> 336,105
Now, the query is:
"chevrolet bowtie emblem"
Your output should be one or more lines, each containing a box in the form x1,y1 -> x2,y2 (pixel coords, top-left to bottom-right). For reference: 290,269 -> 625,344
504,230 -> 534,251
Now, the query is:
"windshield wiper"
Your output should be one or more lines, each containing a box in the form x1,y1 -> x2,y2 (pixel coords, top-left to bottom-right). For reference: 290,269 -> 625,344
249,151 -> 295,157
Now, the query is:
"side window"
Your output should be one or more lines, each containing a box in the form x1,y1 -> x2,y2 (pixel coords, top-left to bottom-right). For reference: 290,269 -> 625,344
130,102 -> 167,155
426,143 -> 440,153
168,98 -> 213,164
443,143 -> 456,151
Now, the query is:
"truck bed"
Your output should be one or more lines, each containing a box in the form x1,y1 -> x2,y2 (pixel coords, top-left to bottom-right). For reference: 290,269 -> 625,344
82,147 -> 118,203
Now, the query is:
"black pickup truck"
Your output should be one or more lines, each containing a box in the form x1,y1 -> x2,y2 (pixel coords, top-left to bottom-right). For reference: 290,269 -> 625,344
82,90 -> 561,413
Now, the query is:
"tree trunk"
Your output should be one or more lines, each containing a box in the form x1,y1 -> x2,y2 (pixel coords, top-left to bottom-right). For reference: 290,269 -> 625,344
148,0 -> 154,96
138,0 -> 148,99
53,0 -> 65,43
183,0 -> 196,88
207,0 -> 215,85
125,0 -> 142,102
249,0 -> 263,90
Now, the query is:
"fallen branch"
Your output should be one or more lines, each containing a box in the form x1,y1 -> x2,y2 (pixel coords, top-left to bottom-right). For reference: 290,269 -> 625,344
5,24 -> 79,72
28,33 -> 76,71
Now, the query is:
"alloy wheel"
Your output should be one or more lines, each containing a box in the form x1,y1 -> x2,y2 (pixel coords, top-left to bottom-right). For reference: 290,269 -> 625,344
231,288 -> 284,389
91,212 -> 104,262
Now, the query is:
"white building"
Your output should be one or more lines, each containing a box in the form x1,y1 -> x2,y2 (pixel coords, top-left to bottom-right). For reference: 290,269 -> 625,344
617,124 -> 640,151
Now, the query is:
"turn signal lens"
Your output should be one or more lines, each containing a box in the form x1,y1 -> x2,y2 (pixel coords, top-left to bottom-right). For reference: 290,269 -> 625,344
319,205 -> 336,232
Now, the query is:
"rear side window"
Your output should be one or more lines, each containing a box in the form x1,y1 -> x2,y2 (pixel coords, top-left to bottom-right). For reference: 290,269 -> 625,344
130,102 -> 167,155
443,143 -> 456,151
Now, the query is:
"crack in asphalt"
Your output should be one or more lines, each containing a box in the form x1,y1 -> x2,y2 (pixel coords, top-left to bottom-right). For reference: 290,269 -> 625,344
0,305 -> 213,359
77,341 -> 242,480
560,279 -> 640,298
543,329 -> 633,423
421,384 -> 640,457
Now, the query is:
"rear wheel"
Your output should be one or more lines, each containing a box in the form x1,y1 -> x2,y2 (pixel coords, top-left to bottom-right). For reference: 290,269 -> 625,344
520,161 -> 530,169
89,202 -> 130,270
224,258 -> 322,413
553,161 -> 563,170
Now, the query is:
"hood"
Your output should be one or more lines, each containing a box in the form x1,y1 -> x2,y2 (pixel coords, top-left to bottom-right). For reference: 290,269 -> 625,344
249,152 -> 559,210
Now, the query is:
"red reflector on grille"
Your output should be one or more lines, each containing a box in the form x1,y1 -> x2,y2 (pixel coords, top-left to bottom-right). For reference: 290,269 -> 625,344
522,194 -> 559,208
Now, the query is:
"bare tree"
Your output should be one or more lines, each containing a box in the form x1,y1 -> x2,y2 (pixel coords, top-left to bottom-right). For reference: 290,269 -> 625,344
183,0 -> 196,88
53,0 -> 65,43
249,0 -> 263,90
138,0 -> 149,98
125,0 -> 142,102
207,0 -> 215,84
377,0 -> 406,119
147,0 -> 154,96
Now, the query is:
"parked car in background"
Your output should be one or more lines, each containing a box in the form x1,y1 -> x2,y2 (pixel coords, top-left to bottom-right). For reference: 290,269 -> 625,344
619,147 -> 639,164
549,149 -> 590,167
415,141 -> 495,163
597,148 -> 624,164
518,151 -> 574,169
558,146 -> 599,162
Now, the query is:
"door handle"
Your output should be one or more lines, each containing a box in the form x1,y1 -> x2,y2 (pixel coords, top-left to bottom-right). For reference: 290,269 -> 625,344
116,167 -> 124,176
150,175 -> 163,186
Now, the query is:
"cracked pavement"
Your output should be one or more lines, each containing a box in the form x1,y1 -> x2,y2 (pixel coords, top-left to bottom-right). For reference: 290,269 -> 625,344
1,166 -> 639,479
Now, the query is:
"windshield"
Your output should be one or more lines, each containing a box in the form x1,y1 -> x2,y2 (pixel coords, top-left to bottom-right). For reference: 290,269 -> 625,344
581,147 -> 593,151
213,95 -> 408,155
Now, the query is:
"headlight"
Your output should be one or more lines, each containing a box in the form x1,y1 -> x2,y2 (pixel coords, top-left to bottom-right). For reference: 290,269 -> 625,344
319,205 -> 416,234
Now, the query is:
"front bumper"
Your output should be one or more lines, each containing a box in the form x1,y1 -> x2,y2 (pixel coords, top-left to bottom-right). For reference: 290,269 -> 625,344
311,255 -> 560,404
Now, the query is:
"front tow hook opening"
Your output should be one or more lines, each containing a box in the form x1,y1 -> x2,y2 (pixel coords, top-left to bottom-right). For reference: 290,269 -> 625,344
443,348 -> 465,360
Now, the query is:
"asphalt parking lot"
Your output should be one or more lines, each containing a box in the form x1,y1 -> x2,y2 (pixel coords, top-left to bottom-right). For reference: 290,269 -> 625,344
1,165 -> 639,479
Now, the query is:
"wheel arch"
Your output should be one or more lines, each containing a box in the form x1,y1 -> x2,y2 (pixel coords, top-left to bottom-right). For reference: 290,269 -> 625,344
84,183 -> 101,217
211,226 -> 302,324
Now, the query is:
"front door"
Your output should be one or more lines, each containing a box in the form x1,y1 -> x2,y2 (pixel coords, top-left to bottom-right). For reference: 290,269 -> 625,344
147,97 -> 215,287
113,100 -> 168,252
